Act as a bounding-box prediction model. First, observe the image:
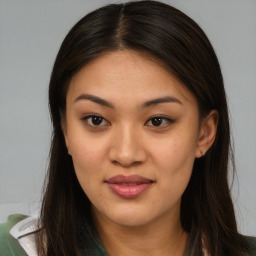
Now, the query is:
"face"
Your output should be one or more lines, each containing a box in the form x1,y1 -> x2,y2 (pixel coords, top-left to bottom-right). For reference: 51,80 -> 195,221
63,50 -> 205,228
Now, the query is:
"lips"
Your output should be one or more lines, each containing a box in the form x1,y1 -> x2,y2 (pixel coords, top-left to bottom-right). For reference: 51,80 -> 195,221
105,175 -> 153,199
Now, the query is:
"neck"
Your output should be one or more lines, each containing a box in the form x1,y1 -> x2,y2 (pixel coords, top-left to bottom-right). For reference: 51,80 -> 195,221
92,208 -> 188,256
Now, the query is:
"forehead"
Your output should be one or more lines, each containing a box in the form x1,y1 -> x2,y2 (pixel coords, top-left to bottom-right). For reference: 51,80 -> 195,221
67,50 -> 197,106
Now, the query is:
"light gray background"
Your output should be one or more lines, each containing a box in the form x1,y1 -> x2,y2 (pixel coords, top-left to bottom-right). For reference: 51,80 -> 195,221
0,0 -> 255,235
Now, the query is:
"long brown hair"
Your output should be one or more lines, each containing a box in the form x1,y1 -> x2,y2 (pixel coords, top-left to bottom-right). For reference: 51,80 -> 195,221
37,1 -> 252,255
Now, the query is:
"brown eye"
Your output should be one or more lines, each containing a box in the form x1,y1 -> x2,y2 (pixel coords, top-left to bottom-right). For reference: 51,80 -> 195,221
151,117 -> 163,126
82,115 -> 109,127
145,116 -> 174,128
91,116 -> 103,125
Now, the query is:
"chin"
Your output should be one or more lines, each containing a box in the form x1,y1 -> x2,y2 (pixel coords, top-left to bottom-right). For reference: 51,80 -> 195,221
102,204 -> 156,228
110,214 -> 152,227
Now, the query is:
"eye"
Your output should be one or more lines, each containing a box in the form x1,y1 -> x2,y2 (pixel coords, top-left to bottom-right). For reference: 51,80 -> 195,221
82,115 -> 110,127
145,116 -> 174,127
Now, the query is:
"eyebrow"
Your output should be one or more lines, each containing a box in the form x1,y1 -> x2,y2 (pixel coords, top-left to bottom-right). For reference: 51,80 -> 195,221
74,94 -> 182,108
74,94 -> 114,108
141,96 -> 182,108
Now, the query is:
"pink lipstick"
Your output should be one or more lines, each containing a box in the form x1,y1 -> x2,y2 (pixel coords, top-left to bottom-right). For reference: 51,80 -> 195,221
105,175 -> 153,199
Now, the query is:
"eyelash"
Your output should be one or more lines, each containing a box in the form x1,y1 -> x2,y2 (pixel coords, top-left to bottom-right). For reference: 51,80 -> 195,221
81,114 -> 175,128
145,116 -> 175,128
81,114 -> 110,127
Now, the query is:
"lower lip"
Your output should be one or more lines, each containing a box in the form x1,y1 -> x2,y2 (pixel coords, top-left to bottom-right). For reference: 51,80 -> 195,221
107,183 -> 152,199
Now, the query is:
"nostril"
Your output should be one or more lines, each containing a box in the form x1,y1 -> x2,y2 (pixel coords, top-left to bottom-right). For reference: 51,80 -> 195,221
111,159 -> 143,167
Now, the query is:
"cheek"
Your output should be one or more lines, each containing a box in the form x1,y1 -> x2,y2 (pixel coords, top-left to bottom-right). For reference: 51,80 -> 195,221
151,129 -> 198,171
69,137 -> 113,208
149,127 -> 198,193
69,136 -> 107,182
70,140 -> 104,202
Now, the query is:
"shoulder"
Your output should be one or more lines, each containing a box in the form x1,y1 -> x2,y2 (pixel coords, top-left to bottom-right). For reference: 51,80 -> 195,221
0,214 -> 39,256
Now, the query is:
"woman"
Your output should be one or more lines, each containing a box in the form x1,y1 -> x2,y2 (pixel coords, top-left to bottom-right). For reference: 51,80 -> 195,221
0,1 -> 255,255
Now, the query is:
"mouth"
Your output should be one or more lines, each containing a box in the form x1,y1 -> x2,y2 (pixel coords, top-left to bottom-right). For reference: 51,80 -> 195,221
105,175 -> 154,199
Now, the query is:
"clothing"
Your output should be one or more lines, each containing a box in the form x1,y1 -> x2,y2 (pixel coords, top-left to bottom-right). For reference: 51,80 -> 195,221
0,214 -> 38,256
1,214 -> 256,256
0,214 -> 108,256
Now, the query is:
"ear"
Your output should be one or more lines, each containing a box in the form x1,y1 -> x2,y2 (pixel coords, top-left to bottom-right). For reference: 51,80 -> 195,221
61,114 -> 71,156
195,110 -> 219,158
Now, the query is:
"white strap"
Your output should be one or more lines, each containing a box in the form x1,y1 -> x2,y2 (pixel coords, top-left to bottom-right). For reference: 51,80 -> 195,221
17,234 -> 38,256
10,216 -> 37,239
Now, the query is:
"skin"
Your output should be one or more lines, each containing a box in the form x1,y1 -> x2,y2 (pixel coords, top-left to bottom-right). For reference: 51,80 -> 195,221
63,50 -> 218,256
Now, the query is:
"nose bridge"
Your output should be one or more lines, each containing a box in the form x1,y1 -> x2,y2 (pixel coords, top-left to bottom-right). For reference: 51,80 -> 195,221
109,123 -> 146,166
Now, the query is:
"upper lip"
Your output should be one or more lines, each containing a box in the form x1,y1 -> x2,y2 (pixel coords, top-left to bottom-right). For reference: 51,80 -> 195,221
105,175 -> 153,184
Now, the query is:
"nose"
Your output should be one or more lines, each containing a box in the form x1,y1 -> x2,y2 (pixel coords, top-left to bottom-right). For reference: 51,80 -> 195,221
108,124 -> 147,167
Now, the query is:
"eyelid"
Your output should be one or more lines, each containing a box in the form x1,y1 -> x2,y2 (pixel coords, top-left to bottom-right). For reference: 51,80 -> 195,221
81,114 -> 110,127
145,115 -> 175,127
80,114 -> 174,128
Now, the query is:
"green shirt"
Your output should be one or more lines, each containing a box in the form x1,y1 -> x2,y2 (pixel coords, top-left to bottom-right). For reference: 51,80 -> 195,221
1,214 -> 256,255
0,214 -> 108,256
0,214 -> 29,255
